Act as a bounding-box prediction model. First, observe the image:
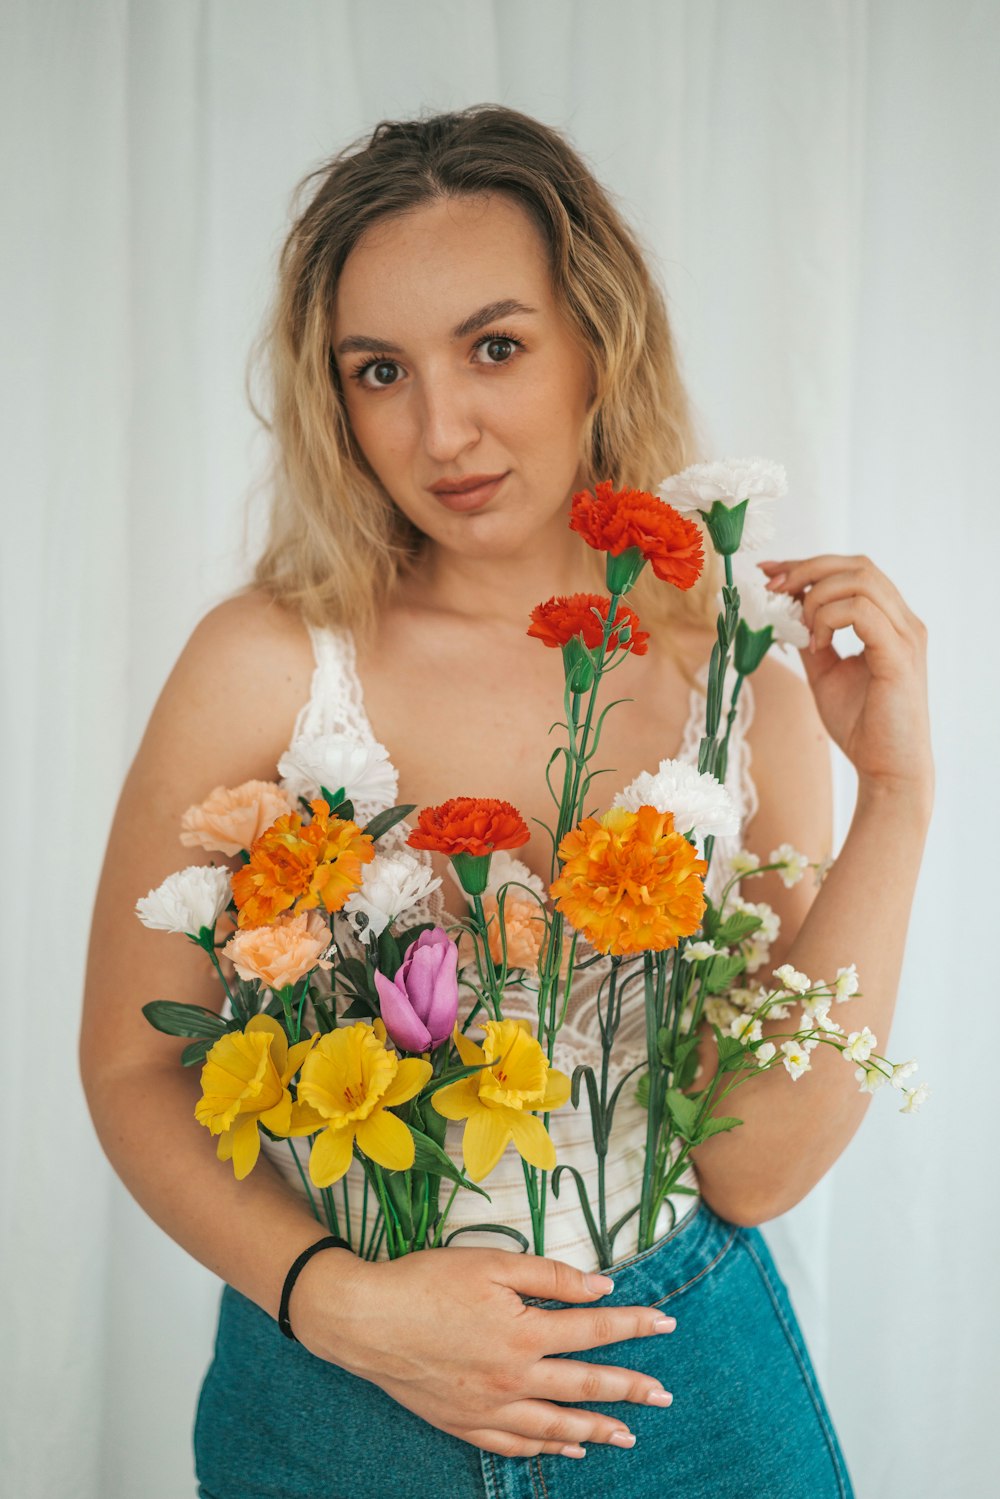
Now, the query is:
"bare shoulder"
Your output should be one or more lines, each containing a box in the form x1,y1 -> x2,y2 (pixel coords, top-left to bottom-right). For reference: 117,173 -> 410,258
151,587 -> 317,783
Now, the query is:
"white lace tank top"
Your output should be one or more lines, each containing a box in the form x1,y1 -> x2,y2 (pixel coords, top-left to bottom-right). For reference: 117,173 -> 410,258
258,624 -> 759,1271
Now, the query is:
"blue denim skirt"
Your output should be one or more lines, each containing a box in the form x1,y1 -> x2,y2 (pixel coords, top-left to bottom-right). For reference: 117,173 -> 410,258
194,1200 -> 854,1498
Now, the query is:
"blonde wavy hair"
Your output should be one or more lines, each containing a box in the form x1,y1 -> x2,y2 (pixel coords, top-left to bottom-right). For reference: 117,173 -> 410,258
247,104 -> 720,661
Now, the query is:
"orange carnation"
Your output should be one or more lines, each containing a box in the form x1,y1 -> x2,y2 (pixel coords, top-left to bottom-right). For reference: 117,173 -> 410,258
527,593 -> 649,655
570,481 -> 705,590
407,797 -> 530,858
549,804 -> 707,956
231,799 -> 375,929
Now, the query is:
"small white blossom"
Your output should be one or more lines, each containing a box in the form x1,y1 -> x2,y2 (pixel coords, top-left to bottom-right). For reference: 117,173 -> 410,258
769,844 -> 811,887
833,964 -> 861,1002
742,936 -> 773,974
278,733 -> 399,822
763,998 -> 793,1020
683,940 -> 724,962
344,852 -> 442,939
658,457 -> 787,551
730,849 -> 761,878
800,1034 -> 821,1052
855,1064 -> 888,1094
844,1027 -> 878,1063
899,1081 -> 930,1114
612,758 -> 739,840
890,1059 -> 919,1090
729,1015 -> 763,1044
780,1040 -> 812,1080
755,1041 -> 777,1065
729,552 -> 810,648
727,894 -> 780,944
704,996 -> 740,1031
773,963 -> 812,995
814,854 -> 835,886
135,865 -> 232,936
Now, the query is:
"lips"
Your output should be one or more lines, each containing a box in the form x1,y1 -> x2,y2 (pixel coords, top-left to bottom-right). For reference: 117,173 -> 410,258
428,472 -> 509,513
429,472 -> 508,495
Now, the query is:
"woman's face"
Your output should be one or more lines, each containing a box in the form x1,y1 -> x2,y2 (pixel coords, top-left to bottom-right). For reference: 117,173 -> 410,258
330,193 -> 595,561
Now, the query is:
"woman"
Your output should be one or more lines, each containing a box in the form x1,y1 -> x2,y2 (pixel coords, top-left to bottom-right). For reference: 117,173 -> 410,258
79,106 -> 933,1497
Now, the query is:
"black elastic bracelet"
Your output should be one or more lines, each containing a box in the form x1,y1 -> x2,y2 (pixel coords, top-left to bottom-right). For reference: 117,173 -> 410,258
278,1235 -> 354,1342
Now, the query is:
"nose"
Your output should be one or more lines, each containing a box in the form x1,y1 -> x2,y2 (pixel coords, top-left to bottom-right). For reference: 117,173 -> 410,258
416,365 -> 482,464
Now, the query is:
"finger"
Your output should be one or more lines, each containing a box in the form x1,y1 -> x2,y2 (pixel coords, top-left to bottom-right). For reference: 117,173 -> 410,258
791,568 -> 910,638
809,595 -> 900,664
532,1302 -> 676,1355
465,1429 -> 590,1459
530,1355 -> 673,1408
496,1252 -> 616,1303
762,553 -> 912,624
497,1397 -> 637,1449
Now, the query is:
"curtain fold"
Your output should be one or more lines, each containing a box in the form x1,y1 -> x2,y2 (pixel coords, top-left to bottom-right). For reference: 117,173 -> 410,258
3,3 -> 994,1494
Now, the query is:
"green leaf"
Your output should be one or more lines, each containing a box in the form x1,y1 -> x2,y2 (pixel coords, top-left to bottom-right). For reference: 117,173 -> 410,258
335,957 -> 375,997
695,1114 -> 743,1142
180,1039 -> 212,1067
713,911 -> 763,946
635,1070 -> 650,1109
703,953 -> 748,994
377,928 -> 401,976
408,1128 -> 490,1198
142,1001 -> 229,1039
700,899 -> 720,941
339,995 -> 377,1020
665,1087 -> 701,1140
364,803 -> 417,843
714,1030 -> 752,1073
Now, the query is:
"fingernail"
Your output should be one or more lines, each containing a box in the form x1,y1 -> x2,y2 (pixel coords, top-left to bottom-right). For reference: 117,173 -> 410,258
765,572 -> 786,590
647,1388 -> 673,1406
610,1430 -> 637,1448
561,1444 -> 587,1458
652,1315 -> 676,1332
586,1274 -> 615,1293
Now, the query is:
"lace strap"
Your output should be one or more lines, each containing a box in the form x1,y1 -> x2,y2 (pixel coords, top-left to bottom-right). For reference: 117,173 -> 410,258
291,624 -> 372,744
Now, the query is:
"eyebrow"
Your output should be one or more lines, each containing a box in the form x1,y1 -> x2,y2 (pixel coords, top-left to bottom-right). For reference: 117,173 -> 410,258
333,298 -> 539,356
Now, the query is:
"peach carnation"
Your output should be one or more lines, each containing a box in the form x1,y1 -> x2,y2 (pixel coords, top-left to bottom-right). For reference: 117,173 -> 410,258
180,780 -> 295,858
222,910 -> 334,991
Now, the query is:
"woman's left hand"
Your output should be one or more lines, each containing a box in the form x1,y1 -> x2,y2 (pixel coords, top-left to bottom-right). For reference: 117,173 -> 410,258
758,553 -> 933,800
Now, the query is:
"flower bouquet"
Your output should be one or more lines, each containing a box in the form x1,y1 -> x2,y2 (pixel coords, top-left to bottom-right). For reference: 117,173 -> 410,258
139,458 -> 928,1269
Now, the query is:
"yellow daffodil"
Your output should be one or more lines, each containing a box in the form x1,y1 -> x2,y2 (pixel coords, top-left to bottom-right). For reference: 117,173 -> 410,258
294,1019 -> 432,1188
195,1014 -> 317,1180
431,1018 -> 571,1181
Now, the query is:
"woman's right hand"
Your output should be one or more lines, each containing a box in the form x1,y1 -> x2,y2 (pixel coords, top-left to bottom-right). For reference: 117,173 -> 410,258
293,1244 -> 676,1459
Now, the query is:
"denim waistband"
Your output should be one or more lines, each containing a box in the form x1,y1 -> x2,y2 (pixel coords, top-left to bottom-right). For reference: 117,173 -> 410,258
520,1199 -> 739,1312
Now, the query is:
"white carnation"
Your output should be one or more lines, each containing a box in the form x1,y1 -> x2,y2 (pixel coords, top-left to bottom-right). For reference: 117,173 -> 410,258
658,457 -> 787,551
612,757 -> 739,841
770,844 -> 811,887
485,851 -> 547,902
278,733 -> 398,823
728,553 -> 810,649
135,865 -> 232,936
899,1081 -> 930,1114
343,851 -> 442,939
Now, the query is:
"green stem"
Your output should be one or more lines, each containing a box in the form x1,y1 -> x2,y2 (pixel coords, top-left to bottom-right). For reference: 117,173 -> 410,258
285,1140 -> 322,1226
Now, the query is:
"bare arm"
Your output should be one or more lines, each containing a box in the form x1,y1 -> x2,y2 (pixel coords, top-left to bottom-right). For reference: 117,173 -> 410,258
79,591 -> 678,1460
690,555 -> 933,1225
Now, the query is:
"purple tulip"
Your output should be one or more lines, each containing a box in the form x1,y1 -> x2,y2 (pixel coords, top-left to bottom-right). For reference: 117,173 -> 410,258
374,927 -> 460,1053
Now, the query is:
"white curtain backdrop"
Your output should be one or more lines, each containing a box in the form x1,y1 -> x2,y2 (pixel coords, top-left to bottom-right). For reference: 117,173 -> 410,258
3,2 -> 996,1495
